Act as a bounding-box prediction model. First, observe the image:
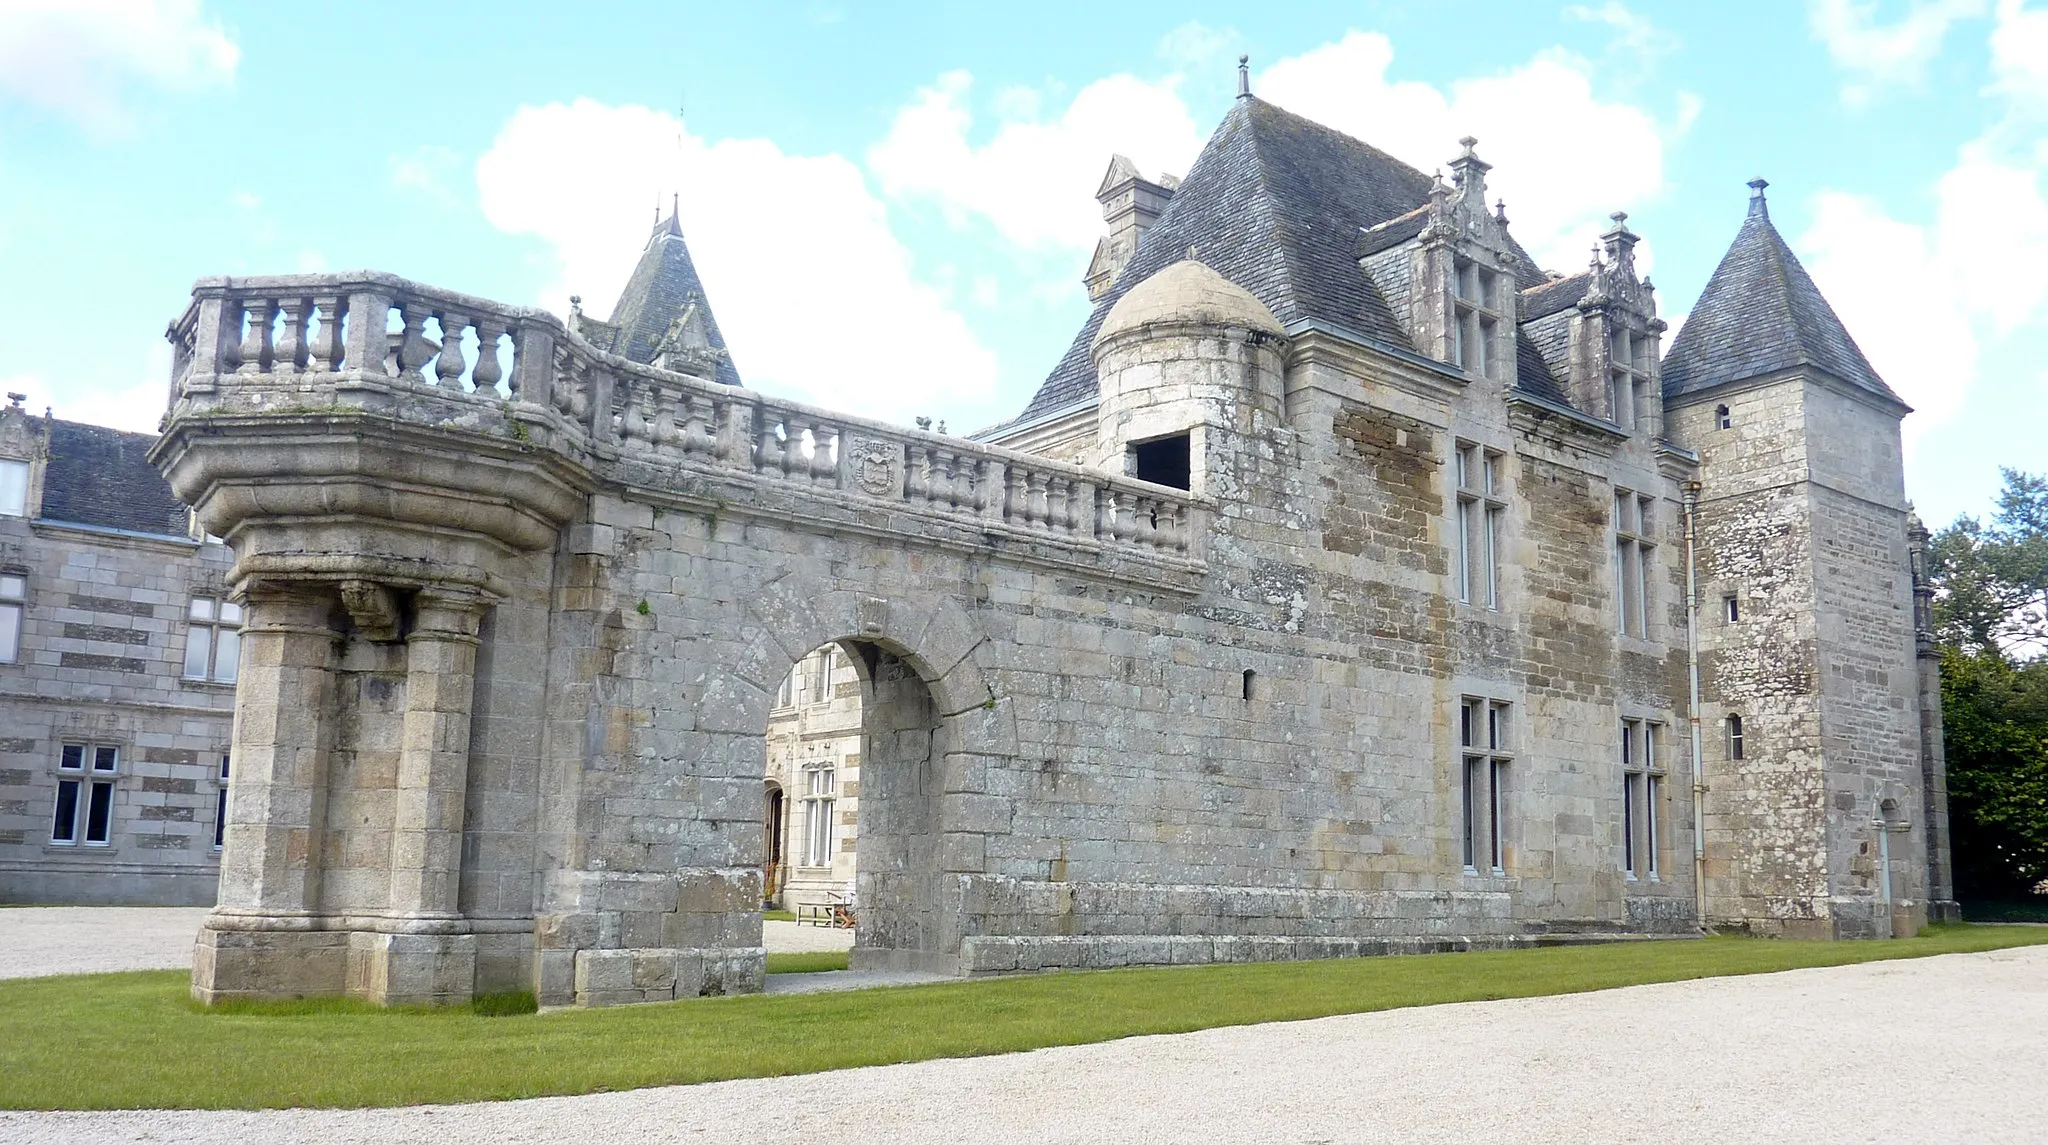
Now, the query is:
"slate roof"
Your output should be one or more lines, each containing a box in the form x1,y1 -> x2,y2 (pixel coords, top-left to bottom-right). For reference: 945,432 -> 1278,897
1521,271 -> 1594,321
1000,95 -> 1557,431
41,419 -> 190,538
1661,189 -> 1897,404
606,211 -> 744,389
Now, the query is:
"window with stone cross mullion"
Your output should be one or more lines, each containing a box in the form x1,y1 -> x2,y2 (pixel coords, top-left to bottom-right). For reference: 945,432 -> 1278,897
1612,489 -> 1656,638
1608,324 -> 1654,433
1454,442 -> 1507,609
801,758 -> 836,867
1620,718 -> 1665,880
1460,697 -> 1511,874
1452,258 -> 1502,380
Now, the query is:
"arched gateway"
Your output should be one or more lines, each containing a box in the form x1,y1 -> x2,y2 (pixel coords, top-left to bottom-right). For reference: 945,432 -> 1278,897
156,106 -> 1950,1008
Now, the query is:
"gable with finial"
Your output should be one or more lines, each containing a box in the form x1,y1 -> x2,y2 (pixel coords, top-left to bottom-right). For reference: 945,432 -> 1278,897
1418,137 -> 1519,269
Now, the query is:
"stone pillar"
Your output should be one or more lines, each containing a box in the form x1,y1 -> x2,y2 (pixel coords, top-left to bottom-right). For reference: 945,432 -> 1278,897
1909,521 -> 1960,921
353,585 -> 491,1006
193,583 -> 347,1004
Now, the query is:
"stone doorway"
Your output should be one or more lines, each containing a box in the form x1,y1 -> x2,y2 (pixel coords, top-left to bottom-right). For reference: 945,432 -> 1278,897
763,639 -> 953,975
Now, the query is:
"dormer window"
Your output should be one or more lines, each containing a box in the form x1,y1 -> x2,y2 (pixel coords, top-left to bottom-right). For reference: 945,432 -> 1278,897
0,458 -> 26,517
1453,259 -> 1503,380
1609,327 -> 1652,432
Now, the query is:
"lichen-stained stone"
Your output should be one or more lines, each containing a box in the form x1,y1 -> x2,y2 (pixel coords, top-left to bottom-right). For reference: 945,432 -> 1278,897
140,109 -> 1946,1010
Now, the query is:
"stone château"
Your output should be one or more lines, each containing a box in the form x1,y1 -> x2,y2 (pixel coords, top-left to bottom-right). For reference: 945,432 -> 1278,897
146,82 -> 1953,1007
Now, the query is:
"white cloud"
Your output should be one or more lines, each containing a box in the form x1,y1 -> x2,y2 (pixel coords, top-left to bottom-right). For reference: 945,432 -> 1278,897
1808,0 -> 1987,104
1258,32 -> 1681,274
1156,20 -> 1238,70
0,0 -> 238,131
388,145 -> 466,209
869,70 -> 1206,253
1800,191 -> 1978,434
476,99 -> 997,427
868,30 -> 1684,278
6,345 -> 175,434
1800,0 -> 2048,446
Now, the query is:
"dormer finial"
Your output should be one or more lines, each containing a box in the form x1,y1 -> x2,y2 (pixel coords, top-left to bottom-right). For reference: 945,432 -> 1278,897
1496,199 -> 1508,225
1237,55 -> 1250,98
1748,177 -> 1770,219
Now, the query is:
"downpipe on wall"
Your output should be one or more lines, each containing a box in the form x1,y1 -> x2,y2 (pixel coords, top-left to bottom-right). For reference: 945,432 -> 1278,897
1683,480 -> 1708,932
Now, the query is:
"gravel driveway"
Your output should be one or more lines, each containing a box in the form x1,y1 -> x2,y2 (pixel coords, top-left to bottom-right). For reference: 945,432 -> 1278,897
0,907 -> 211,979
3,944 -> 2042,1144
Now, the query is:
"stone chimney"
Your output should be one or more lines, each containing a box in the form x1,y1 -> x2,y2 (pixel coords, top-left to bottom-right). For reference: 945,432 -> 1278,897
1084,155 -> 1179,301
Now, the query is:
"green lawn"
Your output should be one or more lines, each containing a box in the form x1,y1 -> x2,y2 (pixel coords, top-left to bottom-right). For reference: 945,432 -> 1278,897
765,950 -> 850,974
2,924 -> 2043,1111
761,909 -> 797,923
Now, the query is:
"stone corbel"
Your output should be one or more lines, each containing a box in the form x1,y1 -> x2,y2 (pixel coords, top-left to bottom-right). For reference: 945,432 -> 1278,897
411,584 -> 492,643
339,579 -> 402,642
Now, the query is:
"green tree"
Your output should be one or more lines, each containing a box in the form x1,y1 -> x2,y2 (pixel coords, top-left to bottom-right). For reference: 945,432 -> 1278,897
1930,468 -> 2048,900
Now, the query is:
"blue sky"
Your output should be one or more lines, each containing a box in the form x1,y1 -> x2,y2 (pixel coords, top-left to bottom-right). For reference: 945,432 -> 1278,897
0,0 -> 2040,525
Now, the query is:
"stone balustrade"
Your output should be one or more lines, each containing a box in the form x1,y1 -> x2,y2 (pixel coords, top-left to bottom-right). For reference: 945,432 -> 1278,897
167,272 -> 1205,572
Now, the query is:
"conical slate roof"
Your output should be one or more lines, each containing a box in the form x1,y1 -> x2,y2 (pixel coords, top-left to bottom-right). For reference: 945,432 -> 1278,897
607,210 -> 743,388
1660,184 -> 1898,405
1001,95 -> 1549,430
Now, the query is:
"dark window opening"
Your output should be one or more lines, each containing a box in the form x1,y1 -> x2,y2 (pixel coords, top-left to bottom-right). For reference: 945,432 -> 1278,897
1727,714 -> 1745,760
1132,433 -> 1191,491
1241,669 -> 1255,701
1723,594 -> 1740,623
1715,404 -> 1732,430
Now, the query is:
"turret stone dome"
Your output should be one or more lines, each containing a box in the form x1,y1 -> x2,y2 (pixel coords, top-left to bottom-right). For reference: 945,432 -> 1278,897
1094,259 -> 1284,348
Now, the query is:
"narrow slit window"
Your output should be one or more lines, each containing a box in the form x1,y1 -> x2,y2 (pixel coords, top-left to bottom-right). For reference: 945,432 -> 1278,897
0,573 -> 22,663
1241,669 -> 1255,701
1727,714 -> 1745,761
213,753 -> 231,851
1723,594 -> 1740,624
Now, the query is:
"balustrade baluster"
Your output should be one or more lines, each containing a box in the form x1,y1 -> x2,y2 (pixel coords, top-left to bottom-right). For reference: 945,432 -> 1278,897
1024,471 -> 1047,525
435,312 -> 470,389
779,420 -> 807,478
619,379 -> 650,443
236,298 -> 273,375
909,448 -> 933,501
472,319 -> 505,393
395,303 -> 436,383
272,299 -> 308,374
811,427 -> 838,482
310,296 -> 344,371
681,394 -> 714,455
652,387 -> 683,447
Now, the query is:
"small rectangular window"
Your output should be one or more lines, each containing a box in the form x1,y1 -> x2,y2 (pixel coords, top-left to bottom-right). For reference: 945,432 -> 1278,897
0,459 -> 26,517
1727,714 -> 1745,761
184,596 -> 242,683
1724,594 -> 1740,624
0,573 -> 22,663
1131,432 -> 1192,491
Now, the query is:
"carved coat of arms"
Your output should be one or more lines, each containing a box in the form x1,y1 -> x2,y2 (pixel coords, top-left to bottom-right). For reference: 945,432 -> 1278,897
847,437 -> 898,497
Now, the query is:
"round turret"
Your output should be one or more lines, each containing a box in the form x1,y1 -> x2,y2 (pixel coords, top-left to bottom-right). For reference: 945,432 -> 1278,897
1088,260 -> 1286,495
1094,259 -> 1283,348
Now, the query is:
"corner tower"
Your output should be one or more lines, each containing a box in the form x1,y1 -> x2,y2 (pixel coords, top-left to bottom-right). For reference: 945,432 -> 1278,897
1088,258 -> 1286,496
1663,179 -> 1948,936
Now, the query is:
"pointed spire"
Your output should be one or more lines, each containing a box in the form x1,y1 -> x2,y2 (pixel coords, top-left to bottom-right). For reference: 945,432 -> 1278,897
1662,177 -> 1897,404
1237,54 -> 1251,98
